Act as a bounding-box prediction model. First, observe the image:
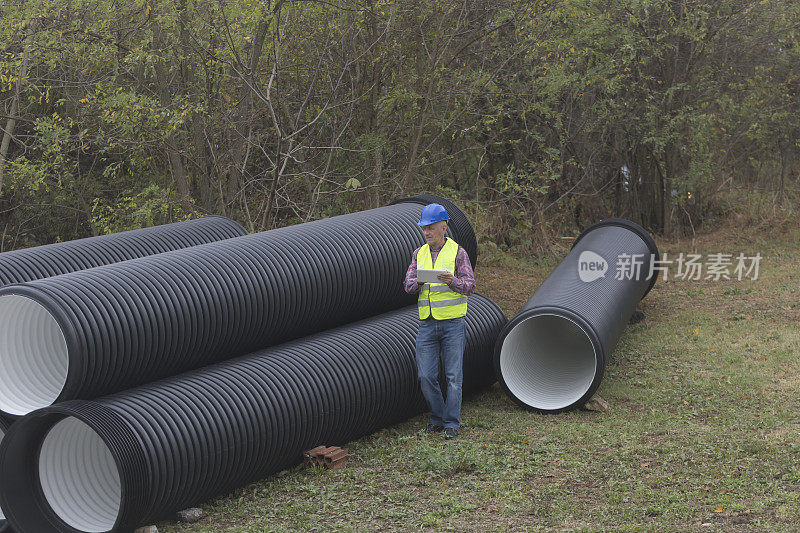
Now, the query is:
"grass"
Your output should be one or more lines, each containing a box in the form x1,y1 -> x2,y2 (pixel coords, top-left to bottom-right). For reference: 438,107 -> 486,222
160,222 -> 800,532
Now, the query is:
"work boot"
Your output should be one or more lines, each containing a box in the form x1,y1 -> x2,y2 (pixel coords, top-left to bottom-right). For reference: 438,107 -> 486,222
443,427 -> 458,440
420,423 -> 443,434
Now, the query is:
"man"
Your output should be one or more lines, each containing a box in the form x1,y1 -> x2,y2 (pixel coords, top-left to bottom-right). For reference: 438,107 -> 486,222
404,203 -> 475,440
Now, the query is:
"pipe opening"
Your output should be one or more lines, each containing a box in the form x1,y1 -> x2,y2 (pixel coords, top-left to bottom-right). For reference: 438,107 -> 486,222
38,416 -> 121,532
500,313 -> 597,411
0,294 -> 68,416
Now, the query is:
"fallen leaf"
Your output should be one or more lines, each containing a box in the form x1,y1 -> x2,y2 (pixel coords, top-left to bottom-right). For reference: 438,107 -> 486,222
714,506 -> 723,513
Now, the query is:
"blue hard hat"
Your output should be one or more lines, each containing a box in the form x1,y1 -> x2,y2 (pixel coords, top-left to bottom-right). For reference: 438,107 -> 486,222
418,203 -> 450,226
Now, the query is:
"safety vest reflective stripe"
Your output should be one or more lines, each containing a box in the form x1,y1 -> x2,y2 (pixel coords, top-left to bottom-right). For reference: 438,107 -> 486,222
418,296 -> 467,308
428,285 -> 452,293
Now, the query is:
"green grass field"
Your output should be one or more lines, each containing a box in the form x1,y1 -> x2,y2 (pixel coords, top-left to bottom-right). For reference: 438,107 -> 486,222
161,222 -> 799,532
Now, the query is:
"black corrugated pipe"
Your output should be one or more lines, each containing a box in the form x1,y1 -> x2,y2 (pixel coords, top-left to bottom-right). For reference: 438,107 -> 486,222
0,196 -> 475,417
0,295 -> 506,533
0,416 -> 11,532
0,216 -> 247,286
493,219 -> 658,413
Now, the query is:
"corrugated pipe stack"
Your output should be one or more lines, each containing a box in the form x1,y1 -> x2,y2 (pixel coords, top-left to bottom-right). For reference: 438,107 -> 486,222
0,296 -> 506,532
493,219 -> 658,412
0,195 -> 476,418
0,195 -> 507,532
0,215 -> 247,533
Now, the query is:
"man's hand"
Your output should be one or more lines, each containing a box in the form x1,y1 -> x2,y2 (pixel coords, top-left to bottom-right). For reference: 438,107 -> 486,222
437,272 -> 454,284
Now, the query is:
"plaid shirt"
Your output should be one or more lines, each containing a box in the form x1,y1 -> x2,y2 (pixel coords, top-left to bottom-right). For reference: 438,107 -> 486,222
403,243 -> 475,296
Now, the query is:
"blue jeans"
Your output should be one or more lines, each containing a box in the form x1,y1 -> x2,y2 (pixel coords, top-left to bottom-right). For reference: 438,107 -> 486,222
415,316 -> 466,429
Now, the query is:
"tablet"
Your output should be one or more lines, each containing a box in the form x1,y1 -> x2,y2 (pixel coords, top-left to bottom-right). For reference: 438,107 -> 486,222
417,269 -> 449,284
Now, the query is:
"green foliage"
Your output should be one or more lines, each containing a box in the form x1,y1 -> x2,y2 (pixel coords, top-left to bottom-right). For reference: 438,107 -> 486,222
91,184 -> 194,234
0,0 -> 796,247
9,114 -> 77,194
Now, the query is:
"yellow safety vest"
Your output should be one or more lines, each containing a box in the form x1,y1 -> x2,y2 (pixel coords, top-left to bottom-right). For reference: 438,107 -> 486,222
417,237 -> 468,320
